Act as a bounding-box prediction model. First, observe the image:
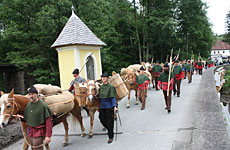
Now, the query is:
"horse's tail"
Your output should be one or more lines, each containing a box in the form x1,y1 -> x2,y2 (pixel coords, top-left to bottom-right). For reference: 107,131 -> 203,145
70,114 -> 79,131
70,97 -> 81,131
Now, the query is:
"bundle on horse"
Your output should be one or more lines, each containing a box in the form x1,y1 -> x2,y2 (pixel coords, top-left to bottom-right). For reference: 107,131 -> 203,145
0,89 -> 85,150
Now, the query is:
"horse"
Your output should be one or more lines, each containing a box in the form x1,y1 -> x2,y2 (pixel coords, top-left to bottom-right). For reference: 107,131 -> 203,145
0,89 -> 86,150
85,80 -> 100,138
148,65 -> 155,88
124,69 -> 138,108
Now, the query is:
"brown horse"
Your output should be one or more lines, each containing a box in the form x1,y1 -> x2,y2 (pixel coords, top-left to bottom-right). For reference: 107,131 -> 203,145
85,80 -> 100,138
0,89 -> 85,150
148,66 -> 155,88
125,69 -> 138,108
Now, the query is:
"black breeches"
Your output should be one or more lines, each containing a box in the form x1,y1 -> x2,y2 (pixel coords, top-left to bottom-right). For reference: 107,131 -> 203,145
99,108 -> 114,139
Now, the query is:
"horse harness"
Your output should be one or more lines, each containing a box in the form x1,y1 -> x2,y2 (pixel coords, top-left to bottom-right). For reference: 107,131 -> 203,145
0,97 -> 21,119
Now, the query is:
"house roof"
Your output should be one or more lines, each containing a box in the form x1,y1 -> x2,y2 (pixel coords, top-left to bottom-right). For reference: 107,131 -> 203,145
51,10 -> 106,48
212,40 -> 230,50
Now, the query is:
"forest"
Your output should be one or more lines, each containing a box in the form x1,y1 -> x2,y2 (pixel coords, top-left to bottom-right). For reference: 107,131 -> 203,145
0,0 -> 223,86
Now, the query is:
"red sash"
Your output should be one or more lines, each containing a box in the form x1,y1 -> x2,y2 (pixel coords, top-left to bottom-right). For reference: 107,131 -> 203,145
175,72 -> 183,80
153,72 -> 161,77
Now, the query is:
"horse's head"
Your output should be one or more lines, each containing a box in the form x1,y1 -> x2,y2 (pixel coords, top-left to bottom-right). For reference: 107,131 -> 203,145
0,89 -> 19,127
126,69 -> 136,85
86,80 -> 98,102
148,66 -> 152,72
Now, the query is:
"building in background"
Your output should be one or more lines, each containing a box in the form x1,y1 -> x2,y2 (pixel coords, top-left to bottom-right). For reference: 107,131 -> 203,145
51,7 -> 106,90
211,40 -> 230,64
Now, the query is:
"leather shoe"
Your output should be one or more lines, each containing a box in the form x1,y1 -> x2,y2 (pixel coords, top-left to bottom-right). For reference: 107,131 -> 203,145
168,109 -> 171,113
108,138 -> 113,144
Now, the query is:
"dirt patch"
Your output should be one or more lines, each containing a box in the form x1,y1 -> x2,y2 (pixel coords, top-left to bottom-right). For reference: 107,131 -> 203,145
0,120 -> 23,149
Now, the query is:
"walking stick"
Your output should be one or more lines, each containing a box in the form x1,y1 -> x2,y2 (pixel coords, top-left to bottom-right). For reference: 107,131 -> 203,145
171,49 -> 181,73
117,110 -> 122,126
167,49 -> 173,96
79,52 -> 93,74
115,110 -> 122,141
115,113 -> 118,141
166,54 -> 169,63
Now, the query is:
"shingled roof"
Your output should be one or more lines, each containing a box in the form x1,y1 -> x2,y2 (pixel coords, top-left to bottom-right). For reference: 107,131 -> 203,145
51,10 -> 106,48
212,40 -> 230,50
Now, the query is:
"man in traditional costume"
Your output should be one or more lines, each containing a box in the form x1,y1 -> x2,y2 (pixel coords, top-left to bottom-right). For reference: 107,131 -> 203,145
182,60 -> 187,79
68,68 -> 86,92
186,60 -> 194,83
24,86 -> 52,150
68,68 -> 89,116
194,61 -> 198,74
158,64 -> 174,113
136,66 -> 150,110
197,59 -> 203,75
207,58 -> 214,68
152,61 -> 163,90
98,73 -> 118,144
173,60 -> 183,97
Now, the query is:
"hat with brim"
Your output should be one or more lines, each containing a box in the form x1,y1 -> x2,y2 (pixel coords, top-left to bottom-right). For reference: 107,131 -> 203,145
28,86 -> 38,94
140,66 -> 145,70
101,72 -> 109,77
163,63 -> 169,67
175,60 -> 179,63
72,68 -> 79,74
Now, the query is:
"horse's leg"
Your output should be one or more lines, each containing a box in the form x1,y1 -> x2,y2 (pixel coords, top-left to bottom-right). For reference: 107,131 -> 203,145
21,122 -> 29,150
135,88 -> 138,105
62,117 -> 69,147
126,89 -> 131,108
88,109 -> 96,139
45,144 -> 50,150
71,103 -> 86,137
152,76 -> 155,88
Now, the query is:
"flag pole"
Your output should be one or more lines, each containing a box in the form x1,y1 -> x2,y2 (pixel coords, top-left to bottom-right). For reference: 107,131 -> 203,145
79,52 -> 93,74
167,49 -> 173,96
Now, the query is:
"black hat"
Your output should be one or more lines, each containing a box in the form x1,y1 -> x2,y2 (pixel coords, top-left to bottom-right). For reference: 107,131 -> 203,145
72,68 -> 79,74
101,72 -> 109,77
163,63 -> 169,67
28,86 -> 38,94
175,60 -> 179,63
140,66 -> 145,70
156,60 -> 159,63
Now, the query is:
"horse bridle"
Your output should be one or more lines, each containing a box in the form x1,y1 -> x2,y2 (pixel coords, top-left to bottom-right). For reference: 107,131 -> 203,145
6,97 -> 20,118
86,84 -> 97,97
125,74 -> 136,85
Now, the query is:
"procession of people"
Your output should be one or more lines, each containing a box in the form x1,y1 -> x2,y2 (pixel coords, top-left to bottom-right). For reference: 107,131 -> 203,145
0,56 -> 215,149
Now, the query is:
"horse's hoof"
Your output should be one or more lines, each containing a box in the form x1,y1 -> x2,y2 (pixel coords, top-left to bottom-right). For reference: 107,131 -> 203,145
81,133 -> 86,137
62,143 -> 68,147
126,105 -> 130,108
88,135 -> 93,139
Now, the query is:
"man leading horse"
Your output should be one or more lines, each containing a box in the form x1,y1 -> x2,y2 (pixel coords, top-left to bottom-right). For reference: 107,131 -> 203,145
24,86 -> 53,150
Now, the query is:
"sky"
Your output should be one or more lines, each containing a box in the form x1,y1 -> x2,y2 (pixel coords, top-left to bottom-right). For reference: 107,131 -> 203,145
203,0 -> 230,35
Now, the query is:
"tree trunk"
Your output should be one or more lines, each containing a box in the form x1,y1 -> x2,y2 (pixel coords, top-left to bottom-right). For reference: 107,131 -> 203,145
146,0 -> 150,63
127,10 -> 133,47
161,45 -> 163,62
133,0 -> 142,63
142,2 -> 146,62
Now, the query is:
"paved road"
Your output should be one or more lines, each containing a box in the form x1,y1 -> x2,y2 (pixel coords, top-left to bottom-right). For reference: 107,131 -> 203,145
4,74 -> 202,150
